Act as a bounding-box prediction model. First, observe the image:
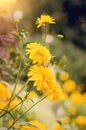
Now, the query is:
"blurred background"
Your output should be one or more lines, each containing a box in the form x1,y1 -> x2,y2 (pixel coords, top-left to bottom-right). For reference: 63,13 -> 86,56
0,1 -> 86,129
0,0 -> 86,85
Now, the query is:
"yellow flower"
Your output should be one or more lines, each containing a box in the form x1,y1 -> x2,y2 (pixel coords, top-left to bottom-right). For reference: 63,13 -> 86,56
83,92 -> 86,102
68,106 -> 77,115
0,81 -> 18,109
28,65 -> 56,93
0,81 -> 11,109
36,14 -> 55,28
20,120 -> 46,130
63,80 -> 76,93
75,116 -> 86,126
53,123 -> 64,130
28,65 -> 63,102
48,85 -> 63,102
61,116 -> 71,124
26,42 -> 51,65
70,91 -> 84,104
59,72 -> 69,81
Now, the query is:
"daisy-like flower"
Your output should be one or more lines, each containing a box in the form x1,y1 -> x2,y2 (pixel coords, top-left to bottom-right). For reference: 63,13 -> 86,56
27,65 -> 63,102
36,14 -> 55,28
28,65 -> 56,93
26,42 -> 51,65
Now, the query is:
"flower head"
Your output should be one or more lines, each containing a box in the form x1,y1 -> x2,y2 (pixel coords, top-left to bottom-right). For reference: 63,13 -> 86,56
75,116 -> 86,126
36,14 -> 55,28
28,65 -> 63,102
59,72 -> 69,81
28,65 -> 56,93
63,80 -> 76,93
26,42 -> 51,65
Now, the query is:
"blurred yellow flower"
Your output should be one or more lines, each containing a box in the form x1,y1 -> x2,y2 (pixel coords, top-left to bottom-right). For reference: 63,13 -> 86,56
75,116 -> 86,126
62,116 -> 71,124
0,81 -> 18,109
20,120 -> 46,130
68,106 -> 77,115
28,65 -> 63,102
83,92 -> 86,102
70,91 -> 84,104
0,82 -> 11,100
61,93 -> 68,100
36,14 -> 55,28
63,80 -> 76,93
26,42 -> 51,65
59,72 -> 69,81
53,123 -> 64,130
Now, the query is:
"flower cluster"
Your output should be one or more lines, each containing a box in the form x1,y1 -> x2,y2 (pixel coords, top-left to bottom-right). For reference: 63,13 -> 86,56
26,42 -> 63,102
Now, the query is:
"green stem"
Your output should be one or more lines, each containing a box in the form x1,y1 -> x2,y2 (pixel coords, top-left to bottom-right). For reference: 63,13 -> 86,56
7,95 -> 47,130
0,80 -> 29,118
0,58 -> 23,116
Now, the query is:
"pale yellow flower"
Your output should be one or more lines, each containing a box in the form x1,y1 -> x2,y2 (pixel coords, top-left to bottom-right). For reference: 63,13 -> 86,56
36,14 -> 55,28
26,42 -> 51,65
